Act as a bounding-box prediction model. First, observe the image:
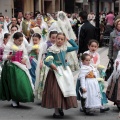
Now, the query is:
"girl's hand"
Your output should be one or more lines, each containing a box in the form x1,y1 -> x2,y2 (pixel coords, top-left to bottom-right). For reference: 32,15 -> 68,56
21,59 -> 26,65
50,64 -> 58,71
40,60 -> 43,69
7,55 -> 13,60
82,88 -> 87,93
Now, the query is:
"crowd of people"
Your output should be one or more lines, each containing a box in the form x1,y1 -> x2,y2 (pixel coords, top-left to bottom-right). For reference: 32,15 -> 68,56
0,9 -> 120,118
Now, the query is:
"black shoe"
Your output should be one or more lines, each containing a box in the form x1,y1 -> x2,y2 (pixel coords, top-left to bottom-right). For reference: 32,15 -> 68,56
58,109 -> 64,116
53,113 -> 63,118
80,108 -> 84,112
17,102 -> 19,106
85,111 -> 94,116
100,107 -> 110,113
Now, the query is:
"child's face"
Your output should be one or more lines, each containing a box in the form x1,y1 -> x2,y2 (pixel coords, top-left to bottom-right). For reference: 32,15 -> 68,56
33,37 -> 40,45
14,37 -> 23,46
4,35 -> 10,44
11,27 -> 18,34
82,55 -> 91,66
50,34 -> 57,44
88,42 -> 98,52
56,35 -> 65,47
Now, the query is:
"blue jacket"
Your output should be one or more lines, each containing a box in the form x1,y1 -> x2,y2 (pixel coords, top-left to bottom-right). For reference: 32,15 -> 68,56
44,39 -> 78,69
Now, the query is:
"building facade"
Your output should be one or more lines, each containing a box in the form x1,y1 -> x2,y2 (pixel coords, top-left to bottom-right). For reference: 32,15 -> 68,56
0,0 -> 119,18
75,0 -> 116,14
0,0 -> 62,17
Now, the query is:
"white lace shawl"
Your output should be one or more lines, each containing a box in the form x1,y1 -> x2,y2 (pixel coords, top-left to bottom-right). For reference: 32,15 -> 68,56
48,43 -> 67,53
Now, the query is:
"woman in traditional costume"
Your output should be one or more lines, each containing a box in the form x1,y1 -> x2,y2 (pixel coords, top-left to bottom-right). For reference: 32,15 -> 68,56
30,15 -> 48,43
49,11 -> 79,72
41,33 -> 78,118
46,13 -> 56,28
106,51 -> 120,117
0,32 -> 34,107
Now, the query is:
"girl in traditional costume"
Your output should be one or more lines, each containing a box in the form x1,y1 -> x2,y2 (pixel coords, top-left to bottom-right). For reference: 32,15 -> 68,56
29,33 -> 47,85
84,39 -> 109,113
46,30 -> 58,49
0,32 -> 34,107
79,53 -> 101,115
29,33 -> 41,85
0,33 -> 10,62
41,33 -> 78,118
0,33 -> 10,78
10,25 -> 29,48
28,33 -> 48,101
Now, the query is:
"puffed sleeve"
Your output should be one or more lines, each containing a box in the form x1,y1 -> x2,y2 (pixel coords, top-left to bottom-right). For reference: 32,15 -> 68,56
79,67 -> 88,89
67,39 -> 78,52
2,43 -> 11,60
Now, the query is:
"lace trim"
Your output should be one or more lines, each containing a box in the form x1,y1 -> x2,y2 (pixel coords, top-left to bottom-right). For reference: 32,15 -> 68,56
48,44 -> 67,53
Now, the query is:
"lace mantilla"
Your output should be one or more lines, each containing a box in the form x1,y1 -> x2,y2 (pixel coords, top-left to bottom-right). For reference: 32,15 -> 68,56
48,44 -> 67,53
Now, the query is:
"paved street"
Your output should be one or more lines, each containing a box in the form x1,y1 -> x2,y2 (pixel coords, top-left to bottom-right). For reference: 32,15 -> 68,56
0,46 -> 120,120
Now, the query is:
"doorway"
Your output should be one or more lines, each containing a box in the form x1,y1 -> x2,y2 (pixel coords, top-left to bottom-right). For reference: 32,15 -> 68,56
14,0 -> 24,17
44,1 -> 52,13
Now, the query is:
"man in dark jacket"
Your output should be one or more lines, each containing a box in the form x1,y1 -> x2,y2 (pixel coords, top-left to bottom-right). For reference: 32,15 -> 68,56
78,11 -> 97,54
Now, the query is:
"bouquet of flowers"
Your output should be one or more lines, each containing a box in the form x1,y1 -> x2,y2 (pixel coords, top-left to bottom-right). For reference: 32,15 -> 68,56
32,44 -> 39,50
11,45 -> 19,55
45,56 -> 54,62
42,28 -> 47,37
97,64 -> 105,70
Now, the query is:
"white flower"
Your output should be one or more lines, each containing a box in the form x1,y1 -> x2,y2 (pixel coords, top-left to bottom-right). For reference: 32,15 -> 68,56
32,44 -> 39,50
11,45 -> 19,51
45,56 -> 54,62
97,64 -> 105,70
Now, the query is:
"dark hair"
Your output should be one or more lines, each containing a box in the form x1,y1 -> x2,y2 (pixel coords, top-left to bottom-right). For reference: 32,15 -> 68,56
49,31 -> 58,37
88,39 -> 99,46
79,11 -> 88,20
12,17 -> 17,19
32,33 -> 41,39
108,11 -> 113,14
13,32 -> 23,39
11,25 -> 18,30
4,33 -> 10,39
56,32 -> 66,39
18,11 -> 23,14
81,53 -> 90,61
0,15 -> 4,18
